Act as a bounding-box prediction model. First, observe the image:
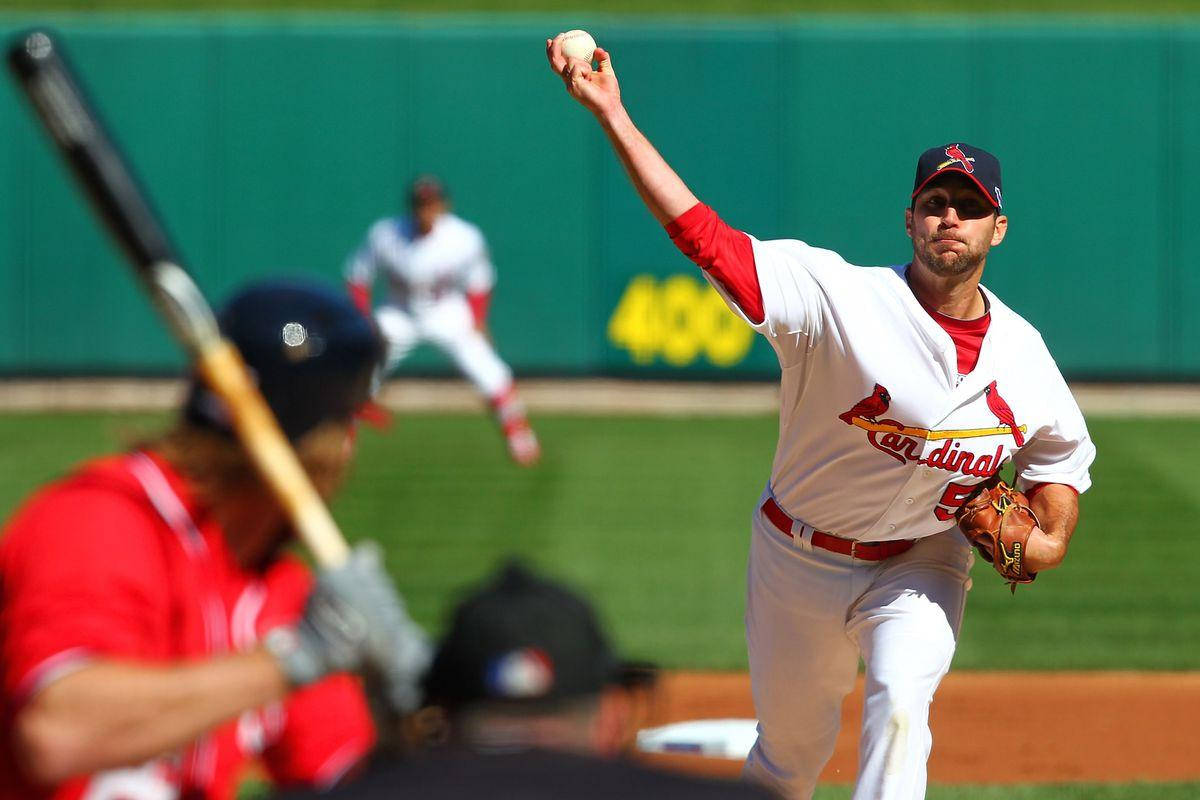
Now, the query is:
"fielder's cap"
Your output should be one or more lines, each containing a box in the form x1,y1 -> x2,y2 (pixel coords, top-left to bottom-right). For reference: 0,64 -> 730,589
184,278 -> 385,441
423,562 -> 653,710
408,174 -> 447,208
912,143 -> 1003,210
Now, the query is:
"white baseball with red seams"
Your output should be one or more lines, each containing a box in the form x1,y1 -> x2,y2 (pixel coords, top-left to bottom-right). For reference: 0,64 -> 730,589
560,29 -> 596,62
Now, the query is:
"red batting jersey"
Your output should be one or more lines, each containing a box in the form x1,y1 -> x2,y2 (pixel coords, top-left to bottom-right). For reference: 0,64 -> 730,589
0,451 -> 376,800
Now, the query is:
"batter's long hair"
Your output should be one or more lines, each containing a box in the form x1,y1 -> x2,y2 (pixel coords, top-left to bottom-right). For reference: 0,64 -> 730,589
143,418 -> 355,510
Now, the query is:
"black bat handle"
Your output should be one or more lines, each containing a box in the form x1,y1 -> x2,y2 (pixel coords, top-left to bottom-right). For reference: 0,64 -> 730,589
7,30 -> 179,272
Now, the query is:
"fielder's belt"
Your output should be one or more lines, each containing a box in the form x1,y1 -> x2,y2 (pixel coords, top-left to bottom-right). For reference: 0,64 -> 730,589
760,498 -> 915,561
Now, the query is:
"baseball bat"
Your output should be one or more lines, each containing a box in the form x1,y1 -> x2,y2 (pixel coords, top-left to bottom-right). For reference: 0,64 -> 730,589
7,30 -> 350,567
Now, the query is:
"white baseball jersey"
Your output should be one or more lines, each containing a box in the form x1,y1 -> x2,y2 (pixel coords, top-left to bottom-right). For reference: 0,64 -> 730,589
345,213 -> 495,309
705,236 -> 1095,542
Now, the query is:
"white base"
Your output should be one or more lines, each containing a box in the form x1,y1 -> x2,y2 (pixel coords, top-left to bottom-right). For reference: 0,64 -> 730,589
636,718 -> 760,760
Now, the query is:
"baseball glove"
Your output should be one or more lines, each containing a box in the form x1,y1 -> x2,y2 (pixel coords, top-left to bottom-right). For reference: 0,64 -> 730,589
956,480 -> 1040,592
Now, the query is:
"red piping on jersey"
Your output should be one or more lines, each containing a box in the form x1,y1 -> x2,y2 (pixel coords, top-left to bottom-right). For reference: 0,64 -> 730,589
665,203 -> 764,324
11,647 -> 91,710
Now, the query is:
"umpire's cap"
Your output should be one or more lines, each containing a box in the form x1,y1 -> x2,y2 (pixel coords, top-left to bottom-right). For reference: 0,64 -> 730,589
424,562 -> 654,711
184,278 -> 385,441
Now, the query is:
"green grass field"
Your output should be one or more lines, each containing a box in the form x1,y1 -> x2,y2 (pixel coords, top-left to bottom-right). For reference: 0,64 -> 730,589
1,409 -> 1197,672
3,408 -> 1198,799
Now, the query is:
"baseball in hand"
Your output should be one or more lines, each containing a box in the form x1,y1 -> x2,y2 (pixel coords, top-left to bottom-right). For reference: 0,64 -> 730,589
560,29 -> 596,63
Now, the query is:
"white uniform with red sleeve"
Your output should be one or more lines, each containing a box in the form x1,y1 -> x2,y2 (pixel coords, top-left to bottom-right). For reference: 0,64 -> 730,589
346,213 -> 510,393
345,212 -> 539,464
665,203 -> 1094,800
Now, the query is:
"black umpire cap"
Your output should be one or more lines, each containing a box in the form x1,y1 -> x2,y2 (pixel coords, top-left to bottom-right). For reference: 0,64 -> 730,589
184,278 -> 385,441
424,562 -> 653,711
912,143 -> 1003,210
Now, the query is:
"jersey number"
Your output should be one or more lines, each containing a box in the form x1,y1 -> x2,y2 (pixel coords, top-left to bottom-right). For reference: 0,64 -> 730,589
933,480 -> 978,522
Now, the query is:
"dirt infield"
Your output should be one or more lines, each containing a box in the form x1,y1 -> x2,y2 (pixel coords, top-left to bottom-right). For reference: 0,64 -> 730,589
639,671 -> 1200,784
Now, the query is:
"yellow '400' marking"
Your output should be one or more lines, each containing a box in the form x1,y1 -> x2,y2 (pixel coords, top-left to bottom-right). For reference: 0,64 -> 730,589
607,274 -> 753,368
849,417 -> 1028,441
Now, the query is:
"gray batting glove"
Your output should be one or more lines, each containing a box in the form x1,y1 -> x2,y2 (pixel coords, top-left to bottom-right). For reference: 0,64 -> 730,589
264,542 -> 431,713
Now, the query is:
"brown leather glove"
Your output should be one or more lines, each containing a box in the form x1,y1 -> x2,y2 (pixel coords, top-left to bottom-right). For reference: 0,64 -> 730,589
956,480 -> 1040,592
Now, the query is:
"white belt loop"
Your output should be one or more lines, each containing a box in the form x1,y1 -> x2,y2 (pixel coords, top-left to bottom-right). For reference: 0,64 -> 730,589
795,521 -> 815,551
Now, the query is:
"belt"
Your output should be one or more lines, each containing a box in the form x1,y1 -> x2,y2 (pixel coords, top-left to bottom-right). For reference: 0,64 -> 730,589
760,497 -> 915,561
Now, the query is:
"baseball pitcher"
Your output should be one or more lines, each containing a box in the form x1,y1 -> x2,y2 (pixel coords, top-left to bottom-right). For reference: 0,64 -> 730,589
547,34 -> 1095,800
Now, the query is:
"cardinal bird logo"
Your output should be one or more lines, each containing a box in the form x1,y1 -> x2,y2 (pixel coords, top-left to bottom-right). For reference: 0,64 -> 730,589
943,144 -> 975,174
840,384 -> 891,425
984,381 -> 1025,446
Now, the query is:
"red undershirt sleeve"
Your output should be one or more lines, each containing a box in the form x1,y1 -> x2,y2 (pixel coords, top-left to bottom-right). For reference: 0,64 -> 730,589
466,290 -> 491,327
1024,482 -> 1079,502
665,203 -> 764,325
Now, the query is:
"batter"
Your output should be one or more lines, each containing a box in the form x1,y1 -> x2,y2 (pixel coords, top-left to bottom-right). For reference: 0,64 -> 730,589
345,176 -> 540,466
547,34 -> 1095,800
0,281 -> 429,800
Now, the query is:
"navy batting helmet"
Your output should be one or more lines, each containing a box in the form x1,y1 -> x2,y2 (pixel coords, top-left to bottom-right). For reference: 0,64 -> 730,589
184,278 -> 385,440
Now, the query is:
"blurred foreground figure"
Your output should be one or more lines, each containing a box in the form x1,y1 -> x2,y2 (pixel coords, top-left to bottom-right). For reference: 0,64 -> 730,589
0,280 -> 429,799
283,563 -> 775,799
344,175 -> 540,466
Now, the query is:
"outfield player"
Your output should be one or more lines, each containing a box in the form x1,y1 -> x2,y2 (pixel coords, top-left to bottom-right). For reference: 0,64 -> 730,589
345,176 -> 540,466
0,280 -> 429,800
547,36 -> 1095,800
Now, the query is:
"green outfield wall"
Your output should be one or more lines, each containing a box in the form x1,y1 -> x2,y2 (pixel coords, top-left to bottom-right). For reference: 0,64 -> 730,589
0,16 -> 1195,379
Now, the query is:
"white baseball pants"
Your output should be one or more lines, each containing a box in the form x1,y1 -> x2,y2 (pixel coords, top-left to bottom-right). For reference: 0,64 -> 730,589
742,493 -> 973,800
375,298 -> 513,398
